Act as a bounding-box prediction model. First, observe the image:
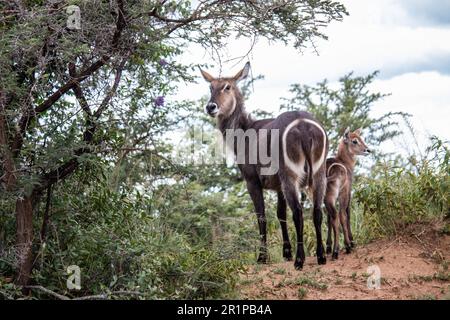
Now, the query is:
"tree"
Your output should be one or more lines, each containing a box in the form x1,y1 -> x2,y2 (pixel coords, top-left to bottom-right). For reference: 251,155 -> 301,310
280,71 -> 409,156
0,0 -> 347,288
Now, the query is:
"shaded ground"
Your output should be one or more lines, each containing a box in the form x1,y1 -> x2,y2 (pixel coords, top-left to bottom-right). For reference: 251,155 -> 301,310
238,227 -> 450,300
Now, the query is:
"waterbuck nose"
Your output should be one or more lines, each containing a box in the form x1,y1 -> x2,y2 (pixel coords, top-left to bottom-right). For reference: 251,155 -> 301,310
366,148 -> 371,153
206,102 -> 218,114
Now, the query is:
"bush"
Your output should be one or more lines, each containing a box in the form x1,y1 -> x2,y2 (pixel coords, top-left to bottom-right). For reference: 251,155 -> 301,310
1,178 -> 244,300
352,137 -> 449,243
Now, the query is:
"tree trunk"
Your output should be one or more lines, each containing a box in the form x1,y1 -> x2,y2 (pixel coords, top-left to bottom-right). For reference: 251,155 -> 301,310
15,195 -> 35,288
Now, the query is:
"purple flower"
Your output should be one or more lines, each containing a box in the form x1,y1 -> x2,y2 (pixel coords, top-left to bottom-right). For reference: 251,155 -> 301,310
154,96 -> 165,107
159,58 -> 168,67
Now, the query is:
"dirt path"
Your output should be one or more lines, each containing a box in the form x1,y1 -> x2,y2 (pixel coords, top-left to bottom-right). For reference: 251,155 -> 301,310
238,231 -> 450,300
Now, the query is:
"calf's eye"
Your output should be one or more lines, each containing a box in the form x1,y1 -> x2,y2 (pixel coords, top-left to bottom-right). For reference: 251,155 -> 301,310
352,140 -> 358,145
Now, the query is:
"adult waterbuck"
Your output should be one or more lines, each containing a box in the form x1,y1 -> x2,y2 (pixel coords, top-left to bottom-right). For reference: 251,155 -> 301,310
325,128 -> 371,260
200,62 -> 329,269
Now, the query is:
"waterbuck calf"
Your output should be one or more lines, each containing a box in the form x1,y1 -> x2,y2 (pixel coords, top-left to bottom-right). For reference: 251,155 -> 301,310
200,62 -> 329,269
325,128 -> 371,260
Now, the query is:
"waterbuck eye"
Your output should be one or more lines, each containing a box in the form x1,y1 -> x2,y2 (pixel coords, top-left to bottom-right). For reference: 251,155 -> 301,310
224,84 -> 231,91
352,140 -> 358,145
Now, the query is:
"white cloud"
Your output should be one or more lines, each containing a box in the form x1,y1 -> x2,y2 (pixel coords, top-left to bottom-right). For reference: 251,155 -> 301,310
370,71 -> 450,148
175,0 -> 450,153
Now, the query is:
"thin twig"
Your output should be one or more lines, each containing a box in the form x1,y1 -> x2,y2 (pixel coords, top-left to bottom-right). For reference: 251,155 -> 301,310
73,291 -> 143,300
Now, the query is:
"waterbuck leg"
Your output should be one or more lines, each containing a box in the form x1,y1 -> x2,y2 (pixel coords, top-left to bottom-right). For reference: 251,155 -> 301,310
339,197 -> 352,254
277,191 -> 292,261
326,211 -> 332,254
246,180 -> 267,263
313,203 -> 327,265
311,172 -> 327,265
346,203 -> 355,248
325,200 -> 340,260
282,182 -> 305,270
339,208 -> 352,254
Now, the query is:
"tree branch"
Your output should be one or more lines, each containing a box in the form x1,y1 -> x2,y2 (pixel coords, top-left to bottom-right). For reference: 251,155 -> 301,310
35,56 -> 128,192
68,63 -> 92,118
11,0 -> 127,157
25,285 -> 143,300
93,53 -> 128,119
25,285 -> 70,300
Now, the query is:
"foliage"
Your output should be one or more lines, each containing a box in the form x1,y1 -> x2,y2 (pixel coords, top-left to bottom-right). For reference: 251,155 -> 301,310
0,0 -> 348,293
1,172 -> 246,300
0,1 -> 448,301
281,71 -> 409,154
352,136 -> 450,243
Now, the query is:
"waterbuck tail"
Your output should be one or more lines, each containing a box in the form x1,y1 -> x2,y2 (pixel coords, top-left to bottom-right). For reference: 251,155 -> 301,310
301,137 -> 314,187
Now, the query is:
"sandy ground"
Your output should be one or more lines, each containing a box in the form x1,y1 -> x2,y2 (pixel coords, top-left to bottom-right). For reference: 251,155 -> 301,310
238,228 -> 450,300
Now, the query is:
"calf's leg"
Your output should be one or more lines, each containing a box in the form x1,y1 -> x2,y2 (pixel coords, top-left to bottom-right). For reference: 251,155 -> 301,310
339,196 -> 352,254
324,180 -> 340,260
326,212 -> 332,254
325,200 -> 340,260
346,204 -> 355,248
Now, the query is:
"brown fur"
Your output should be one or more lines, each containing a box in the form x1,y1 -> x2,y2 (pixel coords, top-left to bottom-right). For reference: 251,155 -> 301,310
324,128 -> 371,260
200,63 -> 329,269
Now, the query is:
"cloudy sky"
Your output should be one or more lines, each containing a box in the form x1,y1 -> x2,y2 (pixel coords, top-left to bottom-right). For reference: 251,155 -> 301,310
176,0 -> 450,155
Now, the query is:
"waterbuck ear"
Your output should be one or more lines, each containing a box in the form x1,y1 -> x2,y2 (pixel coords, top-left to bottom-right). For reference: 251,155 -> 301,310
199,68 -> 215,83
343,127 -> 350,143
233,62 -> 250,83
344,127 -> 350,137
354,127 -> 363,135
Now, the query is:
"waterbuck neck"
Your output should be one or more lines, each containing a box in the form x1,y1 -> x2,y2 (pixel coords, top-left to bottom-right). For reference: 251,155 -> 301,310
336,139 -> 357,171
217,100 -> 253,134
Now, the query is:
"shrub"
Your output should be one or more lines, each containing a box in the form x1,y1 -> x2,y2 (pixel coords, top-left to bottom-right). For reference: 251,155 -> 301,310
352,137 -> 449,243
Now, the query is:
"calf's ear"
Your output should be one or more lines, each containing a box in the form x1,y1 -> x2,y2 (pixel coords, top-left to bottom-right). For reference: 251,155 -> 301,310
343,127 -> 350,143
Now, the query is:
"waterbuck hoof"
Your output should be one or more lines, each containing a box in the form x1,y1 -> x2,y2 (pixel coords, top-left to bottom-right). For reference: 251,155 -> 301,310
283,245 -> 293,261
326,246 -> 332,255
283,251 -> 293,261
332,251 -> 339,260
350,241 -> 356,248
294,259 -> 304,270
345,246 -> 352,254
317,255 -> 327,265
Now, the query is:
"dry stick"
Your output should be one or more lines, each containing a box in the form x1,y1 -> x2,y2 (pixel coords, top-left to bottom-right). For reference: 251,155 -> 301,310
73,291 -> 143,300
25,286 -> 70,300
25,286 -> 143,300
